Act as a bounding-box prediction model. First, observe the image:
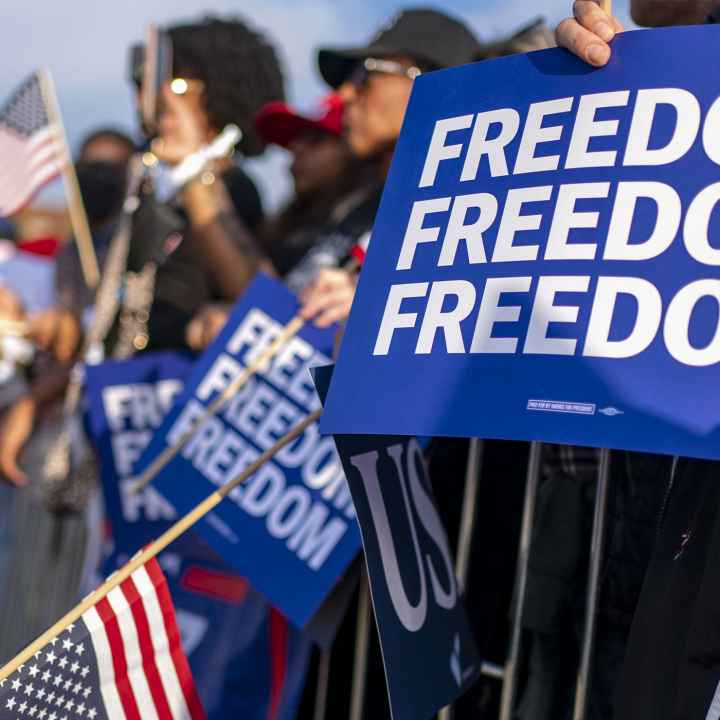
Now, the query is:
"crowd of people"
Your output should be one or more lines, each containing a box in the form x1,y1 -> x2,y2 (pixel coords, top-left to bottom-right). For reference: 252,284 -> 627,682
0,2 -> 716,718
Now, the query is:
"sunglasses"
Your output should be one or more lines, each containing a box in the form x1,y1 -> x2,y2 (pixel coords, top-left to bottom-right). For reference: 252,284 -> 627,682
348,58 -> 422,89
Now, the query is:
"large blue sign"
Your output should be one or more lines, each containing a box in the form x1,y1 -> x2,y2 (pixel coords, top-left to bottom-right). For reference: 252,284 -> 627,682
138,274 -> 362,628
314,365 -> 480,720
320,26 -> 720,460
84,353 -> 311,720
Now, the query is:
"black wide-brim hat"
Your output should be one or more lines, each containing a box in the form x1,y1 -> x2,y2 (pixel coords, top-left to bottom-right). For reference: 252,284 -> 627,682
318,8 -> 479,88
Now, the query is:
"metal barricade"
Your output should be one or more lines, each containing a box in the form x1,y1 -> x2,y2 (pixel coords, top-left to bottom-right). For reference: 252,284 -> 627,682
441,441 -> 612,720
320,440 -> 612,720
349,572 -> 373,720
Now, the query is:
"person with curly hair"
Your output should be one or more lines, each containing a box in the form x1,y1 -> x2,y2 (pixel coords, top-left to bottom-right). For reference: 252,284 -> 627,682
141,16 -> 285,348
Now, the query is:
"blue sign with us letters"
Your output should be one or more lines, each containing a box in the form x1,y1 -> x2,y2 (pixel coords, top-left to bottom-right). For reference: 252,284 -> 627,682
137,274 -> 362,628
321,26 -> 720,460
314,365 -> 480,720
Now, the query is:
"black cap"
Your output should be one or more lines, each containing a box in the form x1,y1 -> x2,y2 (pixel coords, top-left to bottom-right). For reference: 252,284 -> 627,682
318,8 -> 479,89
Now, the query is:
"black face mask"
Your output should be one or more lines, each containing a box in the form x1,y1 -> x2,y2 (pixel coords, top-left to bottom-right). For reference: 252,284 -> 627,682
75,161 -> 128,227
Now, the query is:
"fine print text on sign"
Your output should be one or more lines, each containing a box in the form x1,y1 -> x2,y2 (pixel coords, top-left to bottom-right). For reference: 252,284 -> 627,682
322,25 -> 720,460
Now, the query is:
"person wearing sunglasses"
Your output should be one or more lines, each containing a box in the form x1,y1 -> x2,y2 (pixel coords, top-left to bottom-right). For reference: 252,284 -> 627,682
297,8 -> 478,329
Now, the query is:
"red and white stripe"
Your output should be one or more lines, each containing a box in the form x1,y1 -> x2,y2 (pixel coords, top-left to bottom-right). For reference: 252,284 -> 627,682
0,124 -> 63,217
350,230 -> 372,266
81,558 -> 206,720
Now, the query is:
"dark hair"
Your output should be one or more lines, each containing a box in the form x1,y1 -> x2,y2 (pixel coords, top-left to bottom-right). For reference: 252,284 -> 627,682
78,128 -> 135,161
167,16 -> 285,157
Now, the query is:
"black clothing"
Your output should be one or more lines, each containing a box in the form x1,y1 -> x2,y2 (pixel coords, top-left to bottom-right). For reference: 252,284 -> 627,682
517,446 -> 597,720
128,165 -> 263,352
599,451 -> 671,630
615,458 -> 720,720
284,187 -> 382,294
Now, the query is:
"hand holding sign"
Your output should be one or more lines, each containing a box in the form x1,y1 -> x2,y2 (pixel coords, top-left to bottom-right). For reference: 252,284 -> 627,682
556,1 -> 622,67
138,275 -> 361,627
299,268 -> 358,329
322,25 -> 720,460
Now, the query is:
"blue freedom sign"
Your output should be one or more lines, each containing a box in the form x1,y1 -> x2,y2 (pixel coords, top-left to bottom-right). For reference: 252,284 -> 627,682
84,352 -> 193,553
84,353 -> 312,720
314,365 -> 480,720
320,26 -> 720,460
137,274 -> 362,628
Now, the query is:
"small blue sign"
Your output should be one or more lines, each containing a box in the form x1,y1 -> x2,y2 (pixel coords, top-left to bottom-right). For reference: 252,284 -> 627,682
137,274 -> 362,628
321,26 -> 720,460
84,353 -> 311,719
314,365 -> 480,720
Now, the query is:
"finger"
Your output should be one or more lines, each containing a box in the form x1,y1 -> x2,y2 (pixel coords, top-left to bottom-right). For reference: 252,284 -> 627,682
0,288 -> 24,320
574,0 -> 616,41
0,451 -> 26,487
556,17 -> 611,67
299,290 -> 343,321
206,313 -> 227,343
313,302 -> 354,328
54,312 -> 81,363
28,314 -> 55,352
300,269 -> 347,302
185,318 -> 203,351
302,288 -> 355,324
201,319 -> 223,350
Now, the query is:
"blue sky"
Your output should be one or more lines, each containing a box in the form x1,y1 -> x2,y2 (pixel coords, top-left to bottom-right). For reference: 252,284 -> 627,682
1,0 -> 635,209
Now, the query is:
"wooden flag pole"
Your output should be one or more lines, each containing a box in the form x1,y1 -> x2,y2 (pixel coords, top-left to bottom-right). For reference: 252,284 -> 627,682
127,314 -> 306,494
128,255 -> 362,496
0,407 -> 321,682
38,70 -> 100,289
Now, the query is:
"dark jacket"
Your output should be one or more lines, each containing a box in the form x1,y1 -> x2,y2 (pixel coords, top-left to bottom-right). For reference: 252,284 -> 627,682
617,457 -> 720,720
599,451 -> 671,630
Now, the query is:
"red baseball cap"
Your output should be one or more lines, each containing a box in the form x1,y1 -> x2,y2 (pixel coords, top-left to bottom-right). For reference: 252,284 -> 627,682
255,93 -> 344,149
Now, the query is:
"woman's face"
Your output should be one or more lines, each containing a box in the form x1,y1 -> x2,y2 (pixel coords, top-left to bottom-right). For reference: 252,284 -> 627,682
288,130 -> 353,198
337,57 -> 417,161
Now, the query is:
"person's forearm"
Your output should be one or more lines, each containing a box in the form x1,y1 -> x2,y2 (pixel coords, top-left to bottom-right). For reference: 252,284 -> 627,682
182,176 -> 276,299
630,0 -> 714,26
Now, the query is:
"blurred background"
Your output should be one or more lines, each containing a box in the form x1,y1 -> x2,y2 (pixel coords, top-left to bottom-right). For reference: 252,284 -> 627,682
0,0 -> 635,232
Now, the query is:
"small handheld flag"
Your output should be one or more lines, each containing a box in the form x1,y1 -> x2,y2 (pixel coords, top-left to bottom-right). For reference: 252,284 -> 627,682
0,73 -> 62,218
0,558 -> 205,720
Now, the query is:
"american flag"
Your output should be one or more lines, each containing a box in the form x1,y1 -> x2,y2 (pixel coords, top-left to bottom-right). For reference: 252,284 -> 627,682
0,73 -> 63,218
0,558 -> 206,720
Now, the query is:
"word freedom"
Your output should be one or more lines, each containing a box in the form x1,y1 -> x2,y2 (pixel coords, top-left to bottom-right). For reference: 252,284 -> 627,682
375,87 -> 720,367
167,310 -> 354,571
103,377 -> 183,523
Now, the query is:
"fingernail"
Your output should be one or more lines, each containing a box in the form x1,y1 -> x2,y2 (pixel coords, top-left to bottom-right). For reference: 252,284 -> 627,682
595,22 -> 614,42
587,44 -> 608,66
